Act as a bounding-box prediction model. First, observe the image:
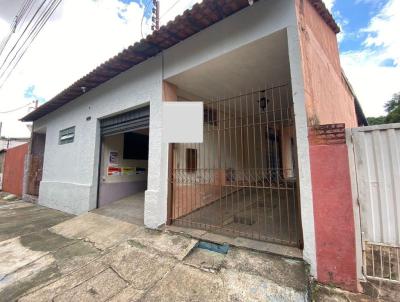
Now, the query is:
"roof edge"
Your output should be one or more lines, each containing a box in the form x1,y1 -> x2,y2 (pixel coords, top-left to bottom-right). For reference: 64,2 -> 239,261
342,70 -> 368,126
21,0 -> 340,122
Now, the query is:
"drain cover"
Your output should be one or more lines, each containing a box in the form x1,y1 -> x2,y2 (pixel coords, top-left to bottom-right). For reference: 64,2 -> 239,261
197,241 -> 230,254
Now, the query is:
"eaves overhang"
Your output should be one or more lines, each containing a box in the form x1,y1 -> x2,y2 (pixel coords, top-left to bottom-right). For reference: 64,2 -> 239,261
21,0 -> 339,122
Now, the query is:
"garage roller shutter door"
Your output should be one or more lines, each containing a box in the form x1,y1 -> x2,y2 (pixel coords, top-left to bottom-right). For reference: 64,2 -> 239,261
100,106 -> 150,136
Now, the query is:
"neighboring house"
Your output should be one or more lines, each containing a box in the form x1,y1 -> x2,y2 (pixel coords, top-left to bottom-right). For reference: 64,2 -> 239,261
0,149 -> 6,191
21,0 -> 367,293
1,143 -> 29,196
0,137 -> 30,192
0,137 -> 30,150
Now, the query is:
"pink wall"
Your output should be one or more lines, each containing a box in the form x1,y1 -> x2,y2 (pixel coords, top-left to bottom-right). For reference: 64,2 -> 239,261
2,143 -> 29,197
310,142 -> 358,292
296,0 -> 358,128
295,1 -> 360,292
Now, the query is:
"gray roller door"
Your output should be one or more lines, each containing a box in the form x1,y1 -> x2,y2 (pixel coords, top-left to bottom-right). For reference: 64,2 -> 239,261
100,106 -> 150,136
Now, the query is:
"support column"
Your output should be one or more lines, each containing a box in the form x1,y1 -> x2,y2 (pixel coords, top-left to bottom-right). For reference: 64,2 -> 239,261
309,124 -> 359,292
287,25 -> 318,277
144,80 -> 176,228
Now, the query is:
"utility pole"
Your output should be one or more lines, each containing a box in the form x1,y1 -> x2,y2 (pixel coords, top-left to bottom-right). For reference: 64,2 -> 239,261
151,0 -> 160,31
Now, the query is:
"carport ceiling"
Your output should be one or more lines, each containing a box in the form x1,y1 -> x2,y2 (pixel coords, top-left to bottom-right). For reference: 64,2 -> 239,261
167,29 -> 291,99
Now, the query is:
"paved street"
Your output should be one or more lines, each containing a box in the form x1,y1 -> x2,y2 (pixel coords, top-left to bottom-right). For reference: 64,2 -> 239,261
0,199 -> 377,301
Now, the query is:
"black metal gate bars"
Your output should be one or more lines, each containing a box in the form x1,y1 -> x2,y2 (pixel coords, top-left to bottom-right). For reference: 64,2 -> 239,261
169,84 -> 302,247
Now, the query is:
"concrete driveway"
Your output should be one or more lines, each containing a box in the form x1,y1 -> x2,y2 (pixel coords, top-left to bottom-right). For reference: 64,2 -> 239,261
0,198 -> 376,302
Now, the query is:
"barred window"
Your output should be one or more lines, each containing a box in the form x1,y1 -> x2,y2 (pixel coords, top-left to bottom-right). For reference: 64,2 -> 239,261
204,106 -> 218,126
186,148 -> 197,172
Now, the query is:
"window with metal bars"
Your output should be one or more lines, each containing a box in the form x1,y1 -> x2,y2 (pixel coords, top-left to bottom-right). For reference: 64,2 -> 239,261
186,148 -> 197,172
203,106 -> 218,126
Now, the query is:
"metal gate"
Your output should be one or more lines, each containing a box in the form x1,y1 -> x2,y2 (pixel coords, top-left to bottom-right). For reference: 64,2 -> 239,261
100,105 -> 150,136
349,124 -> 400,283
169,84 -> 302,247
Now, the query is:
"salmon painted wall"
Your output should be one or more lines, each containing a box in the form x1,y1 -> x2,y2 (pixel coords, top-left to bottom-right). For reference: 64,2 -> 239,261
295,0 -> 357,128
2,143 -> 29,196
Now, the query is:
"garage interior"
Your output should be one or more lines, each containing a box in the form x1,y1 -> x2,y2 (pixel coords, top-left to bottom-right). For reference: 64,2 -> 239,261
166,29 -> 302,247
96,106 -> 149,225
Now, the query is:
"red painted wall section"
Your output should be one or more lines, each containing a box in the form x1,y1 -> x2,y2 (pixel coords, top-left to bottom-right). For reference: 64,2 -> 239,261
2,143 -> 29,196
310,143 -> 358,292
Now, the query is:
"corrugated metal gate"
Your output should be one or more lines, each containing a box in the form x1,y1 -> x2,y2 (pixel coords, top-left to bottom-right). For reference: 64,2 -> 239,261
349,124 -> 400,283
100,105 -> 150,136
168,84 -> 302,247
2,143 -> 29,196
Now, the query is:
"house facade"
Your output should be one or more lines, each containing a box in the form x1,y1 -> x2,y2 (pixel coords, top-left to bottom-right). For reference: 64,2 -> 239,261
21,0 -> 366,292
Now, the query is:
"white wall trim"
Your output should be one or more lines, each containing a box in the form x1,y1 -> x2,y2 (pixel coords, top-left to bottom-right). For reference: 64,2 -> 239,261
287,25 -> 317,276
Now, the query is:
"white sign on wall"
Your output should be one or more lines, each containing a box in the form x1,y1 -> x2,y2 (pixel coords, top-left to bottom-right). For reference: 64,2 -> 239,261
109,150 -> 119,166
163,102 -> 203,143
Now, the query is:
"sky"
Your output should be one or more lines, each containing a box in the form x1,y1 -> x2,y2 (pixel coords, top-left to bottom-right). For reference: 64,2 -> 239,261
0,0 -> 399,137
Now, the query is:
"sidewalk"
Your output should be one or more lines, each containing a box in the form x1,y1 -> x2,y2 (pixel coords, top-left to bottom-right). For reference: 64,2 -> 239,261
0,199 -> 379,301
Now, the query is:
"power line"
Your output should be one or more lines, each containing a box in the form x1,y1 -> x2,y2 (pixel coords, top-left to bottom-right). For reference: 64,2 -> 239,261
0,0 -> 63,88
0,0 -> 34,57
0,0 -> 48,73
0,102 -> 32,114
160,0 -> 181,20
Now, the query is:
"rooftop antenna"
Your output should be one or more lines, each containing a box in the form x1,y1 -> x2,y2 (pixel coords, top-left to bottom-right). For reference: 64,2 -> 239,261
151,0 -> 160,31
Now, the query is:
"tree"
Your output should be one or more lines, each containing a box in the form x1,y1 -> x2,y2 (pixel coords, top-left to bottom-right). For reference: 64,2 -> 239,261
367,116 -> 386,125
385,92 -> 400,124
366,92 -> 400,125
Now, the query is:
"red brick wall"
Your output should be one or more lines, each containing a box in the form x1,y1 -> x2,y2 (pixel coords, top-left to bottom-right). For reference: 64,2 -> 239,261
2,143 -> 29,196
309,125 -> 358,292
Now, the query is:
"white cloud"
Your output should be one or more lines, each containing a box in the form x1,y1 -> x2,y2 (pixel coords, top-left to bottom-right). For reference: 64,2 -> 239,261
341,0 -> 400,117
0,0 -> 199,137
322,0 -> 335,12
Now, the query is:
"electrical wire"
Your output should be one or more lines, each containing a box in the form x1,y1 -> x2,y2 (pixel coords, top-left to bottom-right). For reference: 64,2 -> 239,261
0,0 -> 48,73
0,0 -> 34,57
0,102 -> 32,114
160,0 -> 182,20
0,0 -> 63,88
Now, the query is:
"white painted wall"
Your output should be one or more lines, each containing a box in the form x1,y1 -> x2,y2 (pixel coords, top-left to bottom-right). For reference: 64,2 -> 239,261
34,56 -> 164,216
287,24 -> 317,276
32,0 -> 317,274
163,0 -> 294,80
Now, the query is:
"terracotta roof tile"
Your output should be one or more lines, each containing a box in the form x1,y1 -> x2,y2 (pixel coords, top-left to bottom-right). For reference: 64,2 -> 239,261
22,0 -> 339,122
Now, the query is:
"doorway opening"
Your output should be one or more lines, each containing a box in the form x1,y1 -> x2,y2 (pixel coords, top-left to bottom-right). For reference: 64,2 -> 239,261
169,85 -> 301,247
165,30 -> 303,247
96,106 -> 149,225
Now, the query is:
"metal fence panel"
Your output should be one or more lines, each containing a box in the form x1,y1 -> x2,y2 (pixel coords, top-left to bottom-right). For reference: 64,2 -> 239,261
351,124 -> 400,246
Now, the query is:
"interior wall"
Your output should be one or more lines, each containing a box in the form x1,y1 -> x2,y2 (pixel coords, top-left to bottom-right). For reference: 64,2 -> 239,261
98,133 -> 148,207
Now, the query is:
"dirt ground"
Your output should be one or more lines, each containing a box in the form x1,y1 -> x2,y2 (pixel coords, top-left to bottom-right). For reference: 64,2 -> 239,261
0,198 -> 382,301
